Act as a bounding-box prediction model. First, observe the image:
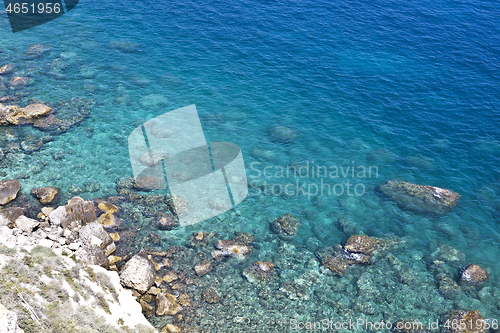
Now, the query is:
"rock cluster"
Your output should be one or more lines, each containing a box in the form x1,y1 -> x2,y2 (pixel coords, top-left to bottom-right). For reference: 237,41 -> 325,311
377,180 -> 460,215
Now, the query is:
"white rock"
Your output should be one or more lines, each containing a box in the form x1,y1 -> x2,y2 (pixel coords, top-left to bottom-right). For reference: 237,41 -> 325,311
48,206 -> 66,226
38,239 -> 54,248
0,302 -> 24,333
15,216 -> 39,233
91,235 -> 103,246
68,242 -> 80,251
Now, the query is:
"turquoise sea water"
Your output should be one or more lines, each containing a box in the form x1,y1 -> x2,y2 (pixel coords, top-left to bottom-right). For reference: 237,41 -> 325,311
1,0 -> 500,331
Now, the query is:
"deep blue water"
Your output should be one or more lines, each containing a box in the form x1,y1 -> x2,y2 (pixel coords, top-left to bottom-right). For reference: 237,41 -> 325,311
1,0 -> 500,330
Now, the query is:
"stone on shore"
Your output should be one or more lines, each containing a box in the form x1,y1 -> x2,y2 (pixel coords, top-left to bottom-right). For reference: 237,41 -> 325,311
79,223 -> 116,256
14,215 -> 39,234
119,250 -> 156,294
377,180 -> 460,215
0,180 -> 22,205
31,186 -> 60,204
75,244 -> 109,269
57,196 -> 97,229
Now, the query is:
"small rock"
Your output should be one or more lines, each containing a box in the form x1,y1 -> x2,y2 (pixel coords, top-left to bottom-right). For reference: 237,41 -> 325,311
377,180 -> 460,215
156,213 -> 179,230
31,186 -> 60,204
243,261 -> 276,283
0,207 -> 23,226
202,287 -> 221,304
194,261 -> 213,277
344,235 -> 378,255
0,302 -> 24,333
446,310 -> 486,333
215,240 -> 253,259
97,201 -> 119,214
38,238 -> 54,248
0,180 -> 22,205
156,292 -> 182,316
25,44 -> 51,58
75,244 -> 109,269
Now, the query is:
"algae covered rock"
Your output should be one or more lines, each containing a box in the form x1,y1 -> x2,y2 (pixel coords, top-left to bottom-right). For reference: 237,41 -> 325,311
271,213 -> 301,239
445,310 -> 486,333
0,180 -> 22,205
378,179 -> 460,215
344,235 -> 379,255
194,261 -> 213,277
460,264 -> 488,285
156,292 -> 182,316
243,261 -> 276,283
212,240 -> 253,260
31,186 -> 60,204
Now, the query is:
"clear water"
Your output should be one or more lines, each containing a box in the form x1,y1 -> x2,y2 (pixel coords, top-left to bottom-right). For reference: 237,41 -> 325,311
1,0 -> 500,331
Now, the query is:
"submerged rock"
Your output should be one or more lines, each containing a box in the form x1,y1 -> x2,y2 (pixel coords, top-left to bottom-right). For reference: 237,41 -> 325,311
0,64 -> 14,75
156,213 -> 179,230
344,235 -> 379,255
202,287 -> 221,304
377,180 -> 460,215
0,180 -> 22,205
194,261 -> 213,277
446,310 -> 486,333
119,250 -> 156,294
213,240 -> 253,260
25,44 -> 51,58
156,292 -> 182,316
460,264 -> 488,286
271,213 -> 301,239
243,261 -> 276,283
0,103 -> 51,125
7,77 -> 29,87
31,186 -> 60,204
268,125 -> 297,143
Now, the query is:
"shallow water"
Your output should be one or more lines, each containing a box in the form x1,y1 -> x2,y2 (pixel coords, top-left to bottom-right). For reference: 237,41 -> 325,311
1,0 -> 500,331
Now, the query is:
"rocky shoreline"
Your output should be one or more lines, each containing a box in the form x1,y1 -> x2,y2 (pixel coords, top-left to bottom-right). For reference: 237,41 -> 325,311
0,175 -> 493,333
